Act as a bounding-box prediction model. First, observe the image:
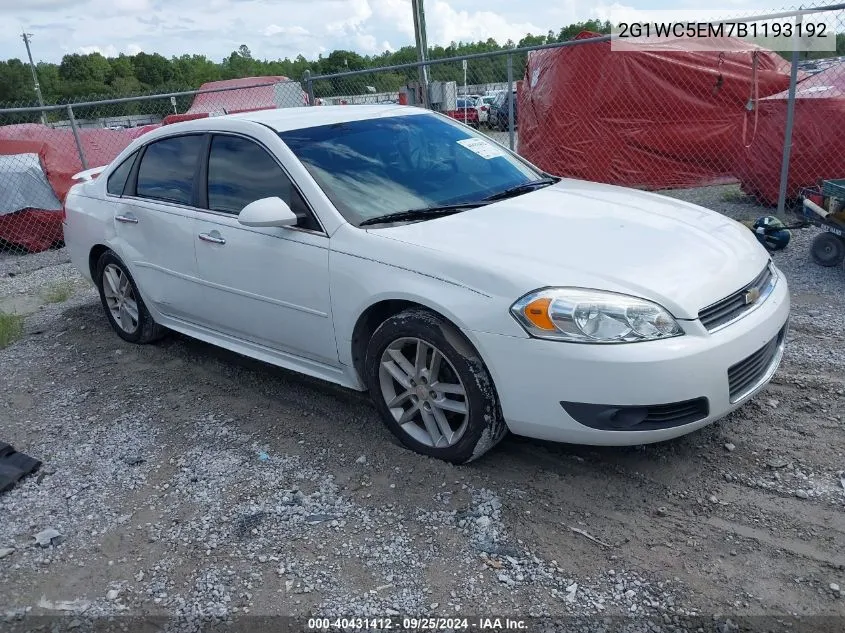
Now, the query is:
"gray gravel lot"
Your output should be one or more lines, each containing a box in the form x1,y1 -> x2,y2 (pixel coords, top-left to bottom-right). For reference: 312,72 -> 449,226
1,183 -> 844,632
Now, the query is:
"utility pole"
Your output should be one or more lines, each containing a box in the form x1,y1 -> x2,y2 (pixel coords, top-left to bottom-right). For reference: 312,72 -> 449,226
411,0 -> 430,108
21,31 -> 48,125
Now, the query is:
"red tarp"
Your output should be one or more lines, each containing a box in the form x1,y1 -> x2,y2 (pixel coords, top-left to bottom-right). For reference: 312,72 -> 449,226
737,64 -> 845,205
162,76 -> 307,124
518,31 -> 798,190
0,124 -> 159,252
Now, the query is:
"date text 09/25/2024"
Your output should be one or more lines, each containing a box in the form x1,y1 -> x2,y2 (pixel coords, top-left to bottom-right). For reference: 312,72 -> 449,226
307,617 -> 528,630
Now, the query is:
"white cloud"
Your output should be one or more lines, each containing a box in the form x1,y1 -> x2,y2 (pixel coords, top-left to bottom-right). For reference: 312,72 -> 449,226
352,33 -> 378,53
264,24 -> 310,37
425,0 -> 544,44
78,43 -> 146,57
112,0 -> 151,12
78,44 -> 119,57
325,0 -> 373,34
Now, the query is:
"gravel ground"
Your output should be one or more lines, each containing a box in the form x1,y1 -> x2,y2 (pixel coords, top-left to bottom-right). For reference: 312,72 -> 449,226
1,183 -> 844,632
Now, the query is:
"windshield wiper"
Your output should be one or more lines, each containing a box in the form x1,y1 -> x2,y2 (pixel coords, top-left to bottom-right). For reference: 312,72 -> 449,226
483,177 -> 559,202
359,202 -> 488,227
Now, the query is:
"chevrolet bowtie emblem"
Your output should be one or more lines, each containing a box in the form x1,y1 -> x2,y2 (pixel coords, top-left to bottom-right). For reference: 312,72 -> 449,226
744,288 -> 761,305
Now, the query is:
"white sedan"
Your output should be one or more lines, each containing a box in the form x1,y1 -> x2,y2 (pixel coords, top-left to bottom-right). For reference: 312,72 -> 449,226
63,105 -> 790,464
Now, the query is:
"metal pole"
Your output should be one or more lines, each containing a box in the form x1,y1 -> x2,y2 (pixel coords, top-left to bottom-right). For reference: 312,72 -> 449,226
67,105 -> 88,170
506,54 -> 515,151
303,70 -> 315,105
411,0 -> 430,109
21,31 -> 47,125
463,59 -> 467,122
776,12 -> 803,218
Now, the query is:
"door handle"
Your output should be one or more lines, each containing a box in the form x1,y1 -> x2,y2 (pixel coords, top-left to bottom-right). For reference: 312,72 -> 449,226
115,214 -> 138,224
198,232 -> 226,245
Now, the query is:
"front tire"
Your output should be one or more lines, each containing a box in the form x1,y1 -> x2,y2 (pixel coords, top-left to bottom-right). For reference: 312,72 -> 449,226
364,308 -> 508,464
95,250 -> 165,344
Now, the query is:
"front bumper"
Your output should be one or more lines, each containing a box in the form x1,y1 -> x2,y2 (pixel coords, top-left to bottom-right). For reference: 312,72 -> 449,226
469,268 -> 791,446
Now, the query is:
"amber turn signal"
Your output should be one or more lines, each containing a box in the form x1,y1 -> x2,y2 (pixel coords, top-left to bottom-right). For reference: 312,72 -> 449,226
522,297 -> 556,331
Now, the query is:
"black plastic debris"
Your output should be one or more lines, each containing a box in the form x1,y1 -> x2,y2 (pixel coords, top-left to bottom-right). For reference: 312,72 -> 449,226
0,441 -> 42,494
234,511 -> 267,539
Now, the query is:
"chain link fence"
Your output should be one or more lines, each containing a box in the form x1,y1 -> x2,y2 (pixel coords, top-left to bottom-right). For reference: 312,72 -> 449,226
0,3 -> 843,259
0,79 -> 308,255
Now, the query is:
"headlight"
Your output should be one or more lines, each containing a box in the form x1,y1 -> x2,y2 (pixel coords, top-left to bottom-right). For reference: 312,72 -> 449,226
510,288 -> 683,343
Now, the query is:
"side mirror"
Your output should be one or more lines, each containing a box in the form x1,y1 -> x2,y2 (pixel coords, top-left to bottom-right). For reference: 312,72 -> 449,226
238,197 -> 298,228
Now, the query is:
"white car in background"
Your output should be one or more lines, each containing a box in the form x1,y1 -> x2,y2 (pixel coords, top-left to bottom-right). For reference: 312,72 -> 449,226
476,95 -> 495,125
63,105 -> 790,464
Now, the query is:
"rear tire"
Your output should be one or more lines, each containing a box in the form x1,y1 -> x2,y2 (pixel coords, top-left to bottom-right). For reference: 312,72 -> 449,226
810,232 -> 845,267
95,250 -> 165,344
364,308 -> 508,464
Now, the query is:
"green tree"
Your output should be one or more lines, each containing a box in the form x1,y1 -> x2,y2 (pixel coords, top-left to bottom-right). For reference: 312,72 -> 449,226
108,54 -> 135,82
35,62 -> 61,101
132,52 -> 175,86
58,52 -> 111,83
0,59 -> 34,103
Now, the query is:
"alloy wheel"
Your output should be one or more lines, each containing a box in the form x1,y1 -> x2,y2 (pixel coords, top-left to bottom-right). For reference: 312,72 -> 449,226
101,263 -> 139,334
378,337 -> 470,448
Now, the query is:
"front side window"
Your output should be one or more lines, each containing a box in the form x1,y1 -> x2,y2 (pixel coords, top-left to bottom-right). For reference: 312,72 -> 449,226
205,134 -> 316,230
135,135 -> 204,205
278,112 -> 542,226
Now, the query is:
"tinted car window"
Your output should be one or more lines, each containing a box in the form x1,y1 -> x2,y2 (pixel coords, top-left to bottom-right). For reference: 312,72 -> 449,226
206,134 -> 316,230
136,135 -> 204,205
106,151 -> 136,196
279,112 -> 541,226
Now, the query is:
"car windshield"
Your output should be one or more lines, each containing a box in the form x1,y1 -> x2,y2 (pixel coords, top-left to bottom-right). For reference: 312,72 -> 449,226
278,112 -> 544,226
456,99 -> 473,108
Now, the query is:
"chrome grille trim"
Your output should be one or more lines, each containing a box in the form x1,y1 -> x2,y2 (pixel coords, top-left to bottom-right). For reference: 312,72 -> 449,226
698,263 -> 777,332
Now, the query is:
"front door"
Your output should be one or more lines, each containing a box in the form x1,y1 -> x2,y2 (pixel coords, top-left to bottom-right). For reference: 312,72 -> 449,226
193,133 -> 338,365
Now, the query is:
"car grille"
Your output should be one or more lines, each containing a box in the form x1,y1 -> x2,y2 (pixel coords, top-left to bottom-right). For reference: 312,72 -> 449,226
699,264 -> 774,332
728,324 -> 786,403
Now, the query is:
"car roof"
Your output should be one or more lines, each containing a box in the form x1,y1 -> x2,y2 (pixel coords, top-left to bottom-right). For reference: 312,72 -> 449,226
111,105 -> 443,157
219,104 -> 427,132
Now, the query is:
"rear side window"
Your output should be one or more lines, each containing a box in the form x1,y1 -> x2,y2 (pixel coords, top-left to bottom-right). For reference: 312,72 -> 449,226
106,151 -> 136,196
136,135 -> 204,205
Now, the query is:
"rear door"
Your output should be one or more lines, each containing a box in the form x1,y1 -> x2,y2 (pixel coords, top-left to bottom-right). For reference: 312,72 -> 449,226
110,133 -> 206,322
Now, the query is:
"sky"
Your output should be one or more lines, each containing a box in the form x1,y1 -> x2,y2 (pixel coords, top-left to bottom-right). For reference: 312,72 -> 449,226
0,0 -> 784,64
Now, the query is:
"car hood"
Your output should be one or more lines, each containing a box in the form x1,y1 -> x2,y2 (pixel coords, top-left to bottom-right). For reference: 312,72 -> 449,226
370,178 -> 771,319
